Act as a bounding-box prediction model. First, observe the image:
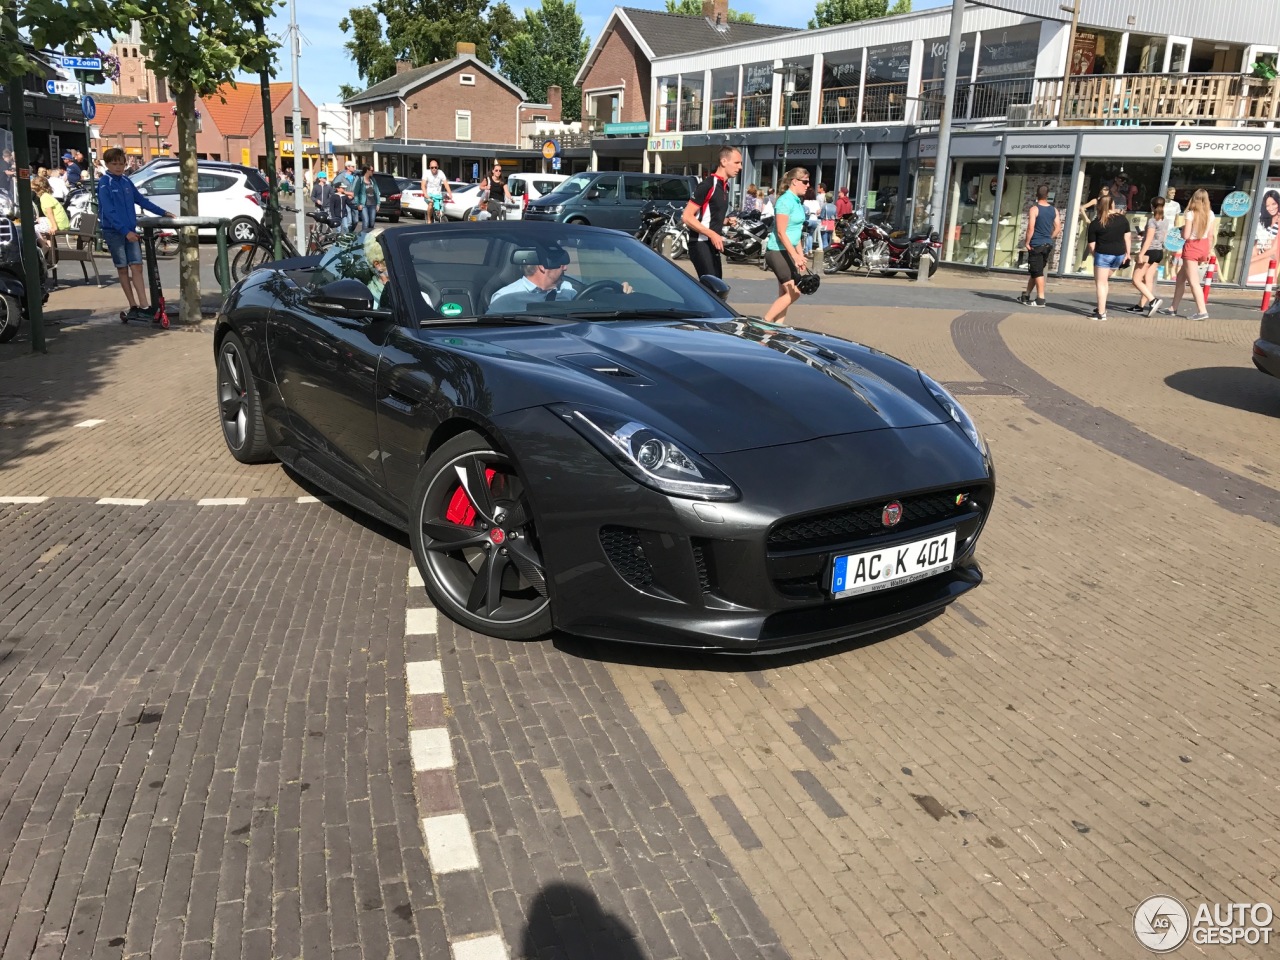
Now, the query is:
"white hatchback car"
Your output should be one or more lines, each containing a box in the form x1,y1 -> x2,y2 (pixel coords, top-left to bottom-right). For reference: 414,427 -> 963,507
403,180 -> 467,219
504,173 -> 569,220
130,167 -> 264,242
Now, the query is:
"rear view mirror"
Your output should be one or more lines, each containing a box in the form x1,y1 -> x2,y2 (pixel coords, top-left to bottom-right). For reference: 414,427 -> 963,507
304,278 -> 393,320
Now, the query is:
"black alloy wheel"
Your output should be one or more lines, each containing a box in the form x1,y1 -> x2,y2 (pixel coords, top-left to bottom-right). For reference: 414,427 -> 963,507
216,331 -> 274,463
0,294 -> 20,344
410,433 -> 551,640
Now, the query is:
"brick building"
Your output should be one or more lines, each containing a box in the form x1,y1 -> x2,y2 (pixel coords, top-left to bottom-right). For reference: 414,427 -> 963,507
339,43 -> 564,181
93,101 -> 224,162
202,82 -> 321,177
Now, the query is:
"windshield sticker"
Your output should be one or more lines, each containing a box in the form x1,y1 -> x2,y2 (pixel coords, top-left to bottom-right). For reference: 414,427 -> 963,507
441,303 -> 463,317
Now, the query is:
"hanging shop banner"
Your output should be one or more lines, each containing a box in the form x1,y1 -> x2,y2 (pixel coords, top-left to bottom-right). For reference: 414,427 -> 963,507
647,134 -> 683,152
1170,135 -> 1266,160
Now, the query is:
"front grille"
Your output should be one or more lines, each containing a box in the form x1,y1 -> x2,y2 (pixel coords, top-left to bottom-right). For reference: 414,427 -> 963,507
768,489 -> 975,551
600,525 -> 653,589
691,540 -> 712,594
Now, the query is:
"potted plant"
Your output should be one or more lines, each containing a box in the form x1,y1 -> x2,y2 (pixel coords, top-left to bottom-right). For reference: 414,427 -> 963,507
1250,60 -> 1278,82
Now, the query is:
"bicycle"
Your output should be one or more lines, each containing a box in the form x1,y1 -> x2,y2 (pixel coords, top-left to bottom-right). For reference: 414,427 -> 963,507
214,206 -> 354,285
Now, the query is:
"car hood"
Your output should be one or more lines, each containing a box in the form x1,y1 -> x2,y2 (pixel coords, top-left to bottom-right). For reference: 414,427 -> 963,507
434,319 -> 948,454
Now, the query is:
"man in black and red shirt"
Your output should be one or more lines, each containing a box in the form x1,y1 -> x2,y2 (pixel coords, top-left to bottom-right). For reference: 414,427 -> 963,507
682,146 -> 742,280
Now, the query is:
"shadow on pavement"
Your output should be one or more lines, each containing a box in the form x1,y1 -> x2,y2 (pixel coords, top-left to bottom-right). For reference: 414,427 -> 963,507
518,882 -> 647,960
1165,366 -> 1280,416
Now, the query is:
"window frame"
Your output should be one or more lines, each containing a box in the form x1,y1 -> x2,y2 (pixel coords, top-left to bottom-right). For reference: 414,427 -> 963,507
455,109 -> 472,141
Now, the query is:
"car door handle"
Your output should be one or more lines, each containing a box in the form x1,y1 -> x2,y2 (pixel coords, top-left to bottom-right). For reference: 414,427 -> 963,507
380,392 -> 417,414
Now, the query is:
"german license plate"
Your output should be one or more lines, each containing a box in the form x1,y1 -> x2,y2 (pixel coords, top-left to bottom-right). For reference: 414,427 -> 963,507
831,531 -> 956,598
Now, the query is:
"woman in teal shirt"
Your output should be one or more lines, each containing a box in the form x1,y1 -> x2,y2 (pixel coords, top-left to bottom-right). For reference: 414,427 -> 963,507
764,168 -> 811,325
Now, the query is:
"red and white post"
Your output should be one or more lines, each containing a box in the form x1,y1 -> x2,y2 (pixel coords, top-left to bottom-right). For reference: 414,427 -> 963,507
1262,259 -> 1277,312
1201,255 -> 1217,304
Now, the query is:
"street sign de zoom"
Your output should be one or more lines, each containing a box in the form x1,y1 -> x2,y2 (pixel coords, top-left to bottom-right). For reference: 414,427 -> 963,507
58,55 -> 103,71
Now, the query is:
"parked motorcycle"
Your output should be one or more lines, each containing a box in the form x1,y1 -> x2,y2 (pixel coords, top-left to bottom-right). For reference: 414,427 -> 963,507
823,211 -> 940,278
635,200 -> 678,249
0,199 -> 50,344
721,209 -> 772,265
636,200 -> 689,260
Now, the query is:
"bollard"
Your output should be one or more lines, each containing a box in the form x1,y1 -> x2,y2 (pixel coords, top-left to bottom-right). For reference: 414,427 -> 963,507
1262,259 -> 1277,312
1201,254 -> 1216,304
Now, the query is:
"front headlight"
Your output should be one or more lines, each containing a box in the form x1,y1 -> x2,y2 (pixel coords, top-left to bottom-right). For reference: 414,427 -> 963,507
537,205 -> 561,215
919,373 -> 988,458
551,404 -> 739,501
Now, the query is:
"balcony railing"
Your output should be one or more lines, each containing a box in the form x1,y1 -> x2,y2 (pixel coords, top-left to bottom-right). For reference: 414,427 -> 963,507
860,81 -> 908,123
778,91 -> 811,127
818,85 -> 859,124
740,93 -> 771,128
709,95 -> 738,130
1029,73 -> 1280,126
918,76 -> 1036,123
678,103 -> 702,131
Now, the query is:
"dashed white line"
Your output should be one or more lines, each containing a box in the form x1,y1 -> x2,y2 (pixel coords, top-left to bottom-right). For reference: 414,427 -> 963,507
296,495 -> 320,503
74,419 -> 106,428
407,660 -> 444,696
421,813 -> 481,873
451,934 -> 509,960
96,498 -> 151,506
0,496 -> 48,504
405,607 -> 437,635
196,497 -> 249,506
409,566 -> 425,588
410,727 -> 454,772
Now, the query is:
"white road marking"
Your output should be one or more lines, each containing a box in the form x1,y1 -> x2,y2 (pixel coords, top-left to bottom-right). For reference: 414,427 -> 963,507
421,813 -> 480,873
196,497 -> 249,506
0,496 -> 48,504
407,660 -> 444,696
96,498 -> 151,506
405,607 -> 437,635
74,419 -> 106,428
409,566 -> 424,588
296,495 -> 320,503
410,728 -> 453,771
451,934 -> 509,960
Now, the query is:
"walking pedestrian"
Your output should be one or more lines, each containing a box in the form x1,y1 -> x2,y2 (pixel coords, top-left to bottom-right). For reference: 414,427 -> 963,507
741,183 -> 759,215
1127,197 -> 1167,316
334,161 -> 359,232
421,159 -> 452,224
835,186 -> 853,218
681,146 -> 742,281
1085,194 -> 1132,321
1017,184 -> 1061,308
1162,188 -> 1214,321
61,151 -> 82,187
763,168 -> 810,325
802,187 -> 822,257
310,168 -> 332,212
486,164 -> 511,220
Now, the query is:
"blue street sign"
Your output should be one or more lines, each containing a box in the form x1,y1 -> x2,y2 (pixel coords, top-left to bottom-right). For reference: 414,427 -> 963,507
81,95 -> 96,120
551,156 -> 561,171
472,162 -> 479,180
46,79 -> 56,95
58,55 -> 103,71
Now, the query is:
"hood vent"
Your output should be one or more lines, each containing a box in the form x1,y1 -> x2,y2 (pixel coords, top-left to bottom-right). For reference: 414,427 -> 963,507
558,353 -> 652,384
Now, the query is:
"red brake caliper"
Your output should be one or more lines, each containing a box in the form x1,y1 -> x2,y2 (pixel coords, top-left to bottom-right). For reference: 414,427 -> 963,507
444,467 -> 497,527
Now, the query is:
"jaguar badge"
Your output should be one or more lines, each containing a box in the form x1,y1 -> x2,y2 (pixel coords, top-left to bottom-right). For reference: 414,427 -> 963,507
881,502 -> 903,527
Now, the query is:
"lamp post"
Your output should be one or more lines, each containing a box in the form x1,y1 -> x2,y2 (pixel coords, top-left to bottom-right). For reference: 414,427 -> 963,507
773,64 -> 797,174
137,120 -> 146,162
151,113 -> 162,157
320,121 -> 328,172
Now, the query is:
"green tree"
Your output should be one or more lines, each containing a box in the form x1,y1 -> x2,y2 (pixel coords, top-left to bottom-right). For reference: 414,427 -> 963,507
22,0 -> 282,326
500,0 -> 588,121
339,0 -> 517,89
808,0 -> 909,29
664,0 -> 755,22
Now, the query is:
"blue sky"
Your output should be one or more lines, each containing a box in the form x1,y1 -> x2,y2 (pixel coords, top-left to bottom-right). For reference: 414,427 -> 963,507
92,0 -> 949,108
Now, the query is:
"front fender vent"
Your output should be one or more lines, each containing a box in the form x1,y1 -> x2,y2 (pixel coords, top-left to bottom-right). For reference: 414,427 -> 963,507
600,525 -> 653,588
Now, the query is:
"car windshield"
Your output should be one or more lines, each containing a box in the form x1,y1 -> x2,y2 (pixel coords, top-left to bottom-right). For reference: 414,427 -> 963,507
395,224 -> 734,324
542,175 -> 592,199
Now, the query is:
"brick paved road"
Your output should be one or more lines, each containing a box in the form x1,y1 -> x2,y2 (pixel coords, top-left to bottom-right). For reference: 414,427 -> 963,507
3,271 -> 1280,958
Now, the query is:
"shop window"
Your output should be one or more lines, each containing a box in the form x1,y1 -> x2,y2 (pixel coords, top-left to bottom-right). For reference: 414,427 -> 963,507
1069,161 -> 1163,276
678,72 -> 703,131
1123,35 -> 1164,74
864,43 -> 910,122
656,75 -> 678,131
709,66 -> 738,130
920,33 -> 974,121
741,62 -> 773,129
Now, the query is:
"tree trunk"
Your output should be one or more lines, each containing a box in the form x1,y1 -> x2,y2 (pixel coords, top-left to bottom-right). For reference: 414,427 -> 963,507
175,83 -> 202,325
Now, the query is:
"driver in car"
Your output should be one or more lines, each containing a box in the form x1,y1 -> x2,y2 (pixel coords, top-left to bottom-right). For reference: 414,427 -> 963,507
487,245 -> 631,313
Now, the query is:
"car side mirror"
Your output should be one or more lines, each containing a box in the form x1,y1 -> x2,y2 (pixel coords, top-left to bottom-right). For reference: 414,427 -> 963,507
304,278 -> 393,320
699,275 -> 731,301
587,188 -> 601,200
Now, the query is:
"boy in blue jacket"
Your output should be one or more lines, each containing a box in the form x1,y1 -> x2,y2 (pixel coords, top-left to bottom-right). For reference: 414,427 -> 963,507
97,146 -> 174,318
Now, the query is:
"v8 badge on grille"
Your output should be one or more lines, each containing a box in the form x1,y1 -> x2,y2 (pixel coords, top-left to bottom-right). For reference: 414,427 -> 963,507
881,502 -> 903,527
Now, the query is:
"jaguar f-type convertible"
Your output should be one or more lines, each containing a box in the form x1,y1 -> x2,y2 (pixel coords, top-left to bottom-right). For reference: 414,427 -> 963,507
214,222 -> 995,651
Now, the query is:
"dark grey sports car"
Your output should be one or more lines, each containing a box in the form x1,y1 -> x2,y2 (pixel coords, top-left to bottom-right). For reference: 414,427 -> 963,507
214,222 -> 995,651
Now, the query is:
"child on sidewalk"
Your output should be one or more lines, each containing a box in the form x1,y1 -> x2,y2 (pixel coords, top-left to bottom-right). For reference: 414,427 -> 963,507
96,147 -> 174,319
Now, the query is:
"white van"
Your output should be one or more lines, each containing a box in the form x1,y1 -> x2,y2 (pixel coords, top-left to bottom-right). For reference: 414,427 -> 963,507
505,173 -> 569,220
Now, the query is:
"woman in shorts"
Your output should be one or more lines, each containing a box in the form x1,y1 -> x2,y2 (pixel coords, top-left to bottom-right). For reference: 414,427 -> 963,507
1085,194 -> 1131,322
763,168 -> 810,325
1128,197 -> 1167,316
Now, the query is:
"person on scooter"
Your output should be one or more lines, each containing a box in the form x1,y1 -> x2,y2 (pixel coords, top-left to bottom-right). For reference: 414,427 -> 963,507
97,147 -> 174,320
